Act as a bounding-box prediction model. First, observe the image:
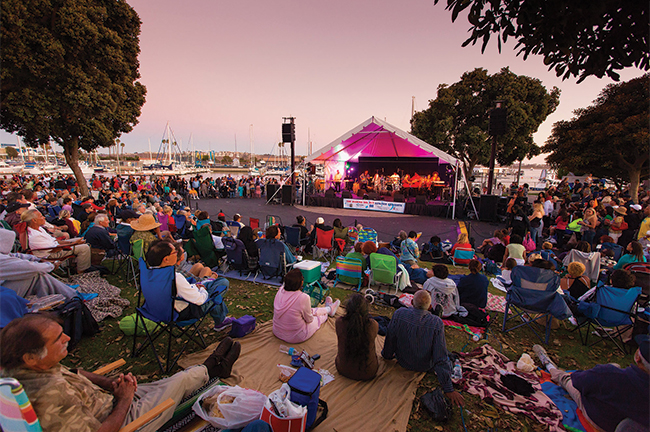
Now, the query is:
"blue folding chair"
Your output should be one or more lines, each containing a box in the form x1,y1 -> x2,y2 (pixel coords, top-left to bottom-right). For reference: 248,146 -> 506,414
450,247 -> 476,266
599,242 -> 624,261
132,258 -> 226,374
173,214 -> 188,239
225,221 -> 241,238
501,266 -> 572,344
576,285 -> 642,354
223,237 -> 252,275
284,226 -> 304,254
256,238 -> 289,281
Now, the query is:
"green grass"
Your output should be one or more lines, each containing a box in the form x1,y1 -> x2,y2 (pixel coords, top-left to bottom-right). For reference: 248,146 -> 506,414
66,258 -> 635,431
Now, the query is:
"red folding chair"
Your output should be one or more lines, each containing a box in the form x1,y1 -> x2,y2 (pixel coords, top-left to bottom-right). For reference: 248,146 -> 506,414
314,228 -> 335,261
249,217 -> 259,230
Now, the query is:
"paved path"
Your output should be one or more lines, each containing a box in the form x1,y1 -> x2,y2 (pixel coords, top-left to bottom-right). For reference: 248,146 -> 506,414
190,197 -> 505,244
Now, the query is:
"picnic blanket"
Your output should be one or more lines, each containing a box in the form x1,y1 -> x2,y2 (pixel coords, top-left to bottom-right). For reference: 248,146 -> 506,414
216,269 -> 284,287
67,270 -> 130,322
178,313 -> 425,432
455,344 -> 565,431
486,292 -> 507,313
539,370 -> 598,432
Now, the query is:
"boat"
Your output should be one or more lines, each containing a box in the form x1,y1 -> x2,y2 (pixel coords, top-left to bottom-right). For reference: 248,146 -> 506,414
58,162 -> 95,176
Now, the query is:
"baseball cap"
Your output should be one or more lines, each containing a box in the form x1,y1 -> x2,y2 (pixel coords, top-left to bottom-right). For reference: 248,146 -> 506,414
630,204 -> 642,211
316,217 -> 324,224
217,212 -> 225,218
6,202 -> 29,213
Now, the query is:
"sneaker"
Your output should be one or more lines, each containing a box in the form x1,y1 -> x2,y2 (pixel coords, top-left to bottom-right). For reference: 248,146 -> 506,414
214,317 -> 234,331
328,299 -> 340,317
364,293 -> 375,304
324,296 -> 333,306
532,344 -> 557,370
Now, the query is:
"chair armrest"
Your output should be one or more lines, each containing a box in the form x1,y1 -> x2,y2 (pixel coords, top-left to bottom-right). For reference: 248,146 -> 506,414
93,358 -> 126,376
118,398 -> 175,432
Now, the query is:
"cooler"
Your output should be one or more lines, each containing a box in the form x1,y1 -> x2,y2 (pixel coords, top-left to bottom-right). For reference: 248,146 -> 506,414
293,260 -> 321,285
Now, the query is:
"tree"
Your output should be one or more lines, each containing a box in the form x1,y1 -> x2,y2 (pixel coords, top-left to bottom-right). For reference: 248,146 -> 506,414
5,147 -> 19,159
1,0 -> 146,196
543,74 -> 649,203
411,67 -> 560,179
221,155 -> 233,165
434,0 -> 649,83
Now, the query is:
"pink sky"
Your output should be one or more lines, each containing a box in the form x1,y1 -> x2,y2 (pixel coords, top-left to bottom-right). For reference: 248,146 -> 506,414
2,0 -> 644,163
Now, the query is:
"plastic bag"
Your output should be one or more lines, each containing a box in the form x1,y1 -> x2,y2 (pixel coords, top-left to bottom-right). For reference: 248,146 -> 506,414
193,385 -> 267,429
516,353 -> 536,372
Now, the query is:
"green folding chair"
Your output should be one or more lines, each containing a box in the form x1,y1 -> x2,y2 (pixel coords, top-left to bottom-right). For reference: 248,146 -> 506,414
369,253 -> 402,295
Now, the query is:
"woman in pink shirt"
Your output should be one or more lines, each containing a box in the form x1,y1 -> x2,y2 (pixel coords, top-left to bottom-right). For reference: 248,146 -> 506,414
273,269 -> 340,343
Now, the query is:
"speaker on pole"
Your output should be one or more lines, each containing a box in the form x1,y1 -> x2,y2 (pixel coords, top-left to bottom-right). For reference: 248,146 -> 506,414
281,184 -> 294,205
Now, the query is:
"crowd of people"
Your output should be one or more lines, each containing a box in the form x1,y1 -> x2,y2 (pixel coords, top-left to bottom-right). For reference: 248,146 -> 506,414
0,171 -> 648,432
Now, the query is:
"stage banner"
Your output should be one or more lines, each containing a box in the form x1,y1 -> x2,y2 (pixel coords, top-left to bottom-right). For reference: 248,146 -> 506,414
343,199 -> 406,214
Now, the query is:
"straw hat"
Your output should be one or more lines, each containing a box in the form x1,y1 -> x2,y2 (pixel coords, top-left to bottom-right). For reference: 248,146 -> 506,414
614,206 -> 627,215
130,213 -> 161,231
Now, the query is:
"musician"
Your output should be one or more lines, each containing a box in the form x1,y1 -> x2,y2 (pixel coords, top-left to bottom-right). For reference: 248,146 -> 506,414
334,170 -> 342,192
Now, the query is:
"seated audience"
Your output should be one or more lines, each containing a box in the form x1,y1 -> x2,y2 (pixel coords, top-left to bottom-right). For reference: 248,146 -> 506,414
503,234 -> 527,266
129,213 -> 163,254
400,231 -> 420,266
381,290 -> 464,406
261,225 -> 296,264
292,215 -> 313,245
237,226 -> 259,260
56,209 -> 79,238
457,259 -> 488,308
115,209 -> 138,246
335,293 -> 379,381
610,269 -> 637,290
272,269 -> 339,343
533,339 -> 648,432
84,214 -> 118,257
232,213 -> 245,228
332,218 -> 350,244
450,232 -> 471,256
499,258 -> 517,287
612,241 -> 646,270
0,228 -> 78,299
21,209 -> 91,274
420,235 -> 446,262
561,262 -> 591,299
146,239 -> 230,329
0,314 -> 240,432
423,264 -> 460,317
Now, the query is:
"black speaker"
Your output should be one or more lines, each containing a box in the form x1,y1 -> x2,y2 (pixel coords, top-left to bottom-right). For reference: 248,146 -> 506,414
479,194 -> 499,222
266,184 -> 279,200
394,193 -> 404,202
368,192 -> 378,200
415,195 -> 426,204
341,189 -> 352,198
489,107 -> 507,136
325,188 -> 336,198
309,165 -> 316,175
281,184 -> 294,204
282,123 -> 295,143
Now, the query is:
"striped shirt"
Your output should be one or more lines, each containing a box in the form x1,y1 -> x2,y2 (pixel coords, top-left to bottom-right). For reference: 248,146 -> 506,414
381,307 -> 453,392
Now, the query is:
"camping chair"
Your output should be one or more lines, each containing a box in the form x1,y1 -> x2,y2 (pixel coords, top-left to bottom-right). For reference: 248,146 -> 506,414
173,214 -> 188,239
128,239 -> 145,293
357,228 -> 378,245
222,237 -> 252,276
109,230 -> 134,275
333,255 -> 364,291
225,221 -> 240,238
249,217 -> 260,230
369,253 -> 402,295
256,238 -> 290,281
46,205 -> 61,222
0,368 -> 175,432
575,285 -> 642,354
624,262 -> 650,306
562,249 -> 601,283
265,215 -> 283,229
313,227 -> 336,261
184,225 -> 222,268
209,219 -> 228,237
501,266 -> 572,344
132,258 -> 227,374
347,227 -> 359,244
284,226 -> 304,255
450,247 -> 476,266
598,242 -> 624,261
13,221 -> 74,277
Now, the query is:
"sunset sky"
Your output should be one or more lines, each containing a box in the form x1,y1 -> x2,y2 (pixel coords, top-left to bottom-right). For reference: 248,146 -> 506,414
1,0 -> 644,163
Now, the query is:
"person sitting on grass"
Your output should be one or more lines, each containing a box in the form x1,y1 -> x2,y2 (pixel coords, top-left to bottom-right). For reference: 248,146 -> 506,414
503,234 -> 527,266
0,314 -> 240,432
533,338 -> 649,432
420,235 -> 447,262
335,293 -> 379,381
456,259 -> 488,308
382,290 -> 464,407
146,239 -> 229,331
400,231 -> 420,267
272,268 -> 339,344
423,264 -> 460,317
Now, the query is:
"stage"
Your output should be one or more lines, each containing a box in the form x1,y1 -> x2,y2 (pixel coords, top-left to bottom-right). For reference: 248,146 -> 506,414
305,191 -> 453,218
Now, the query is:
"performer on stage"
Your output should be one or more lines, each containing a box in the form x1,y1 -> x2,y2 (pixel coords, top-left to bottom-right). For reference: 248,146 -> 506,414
334,170 -> 342,192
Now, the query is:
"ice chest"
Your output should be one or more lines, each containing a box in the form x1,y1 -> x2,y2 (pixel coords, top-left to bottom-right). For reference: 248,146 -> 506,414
260,403 -> 307,432
229,315 -> 256,338
288,367 -> 321,428
293,260 -> 321,285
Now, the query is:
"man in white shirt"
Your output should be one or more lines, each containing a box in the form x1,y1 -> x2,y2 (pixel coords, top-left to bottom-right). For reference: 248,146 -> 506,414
20,209 -> 91,273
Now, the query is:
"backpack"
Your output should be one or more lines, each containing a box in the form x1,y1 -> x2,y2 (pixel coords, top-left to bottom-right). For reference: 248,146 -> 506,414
54,297 -> 100,350
450,303 -> 490,328
486,243 -> 506,262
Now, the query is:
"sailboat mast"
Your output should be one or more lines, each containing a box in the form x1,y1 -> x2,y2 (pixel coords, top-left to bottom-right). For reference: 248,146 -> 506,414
249,125 -> 254,168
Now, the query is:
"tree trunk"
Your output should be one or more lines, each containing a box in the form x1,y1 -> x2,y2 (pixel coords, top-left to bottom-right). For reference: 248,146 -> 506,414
629,168 -> 640,204
63,138 -> 90,197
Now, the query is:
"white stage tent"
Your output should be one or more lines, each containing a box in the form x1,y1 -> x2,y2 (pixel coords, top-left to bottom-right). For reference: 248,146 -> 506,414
305,116 -> 473,218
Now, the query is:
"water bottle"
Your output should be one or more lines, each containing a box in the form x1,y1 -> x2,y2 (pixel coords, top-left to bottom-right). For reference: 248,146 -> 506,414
452,360 -> 463,380
279,345 -> 297,356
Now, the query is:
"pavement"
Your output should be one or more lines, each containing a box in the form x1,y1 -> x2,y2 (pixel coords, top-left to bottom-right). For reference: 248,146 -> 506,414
189,197 -> 505,244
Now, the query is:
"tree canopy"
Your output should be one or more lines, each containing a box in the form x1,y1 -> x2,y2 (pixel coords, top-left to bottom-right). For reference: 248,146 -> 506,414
1,0 -> 146,196
543,74 -> 649,203
434,0 -> 649,83
411,67 -> 560,179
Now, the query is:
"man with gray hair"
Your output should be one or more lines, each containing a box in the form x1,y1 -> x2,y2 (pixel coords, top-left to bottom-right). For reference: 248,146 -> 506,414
382,290 -> 464,407
83,213 -> 118,257
21,209 -> 91,273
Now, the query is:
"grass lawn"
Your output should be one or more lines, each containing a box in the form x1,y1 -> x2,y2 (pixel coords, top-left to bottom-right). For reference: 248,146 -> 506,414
65,258 -> 635,432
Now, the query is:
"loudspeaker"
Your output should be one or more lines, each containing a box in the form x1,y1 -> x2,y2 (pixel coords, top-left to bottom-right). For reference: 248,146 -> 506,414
479,194 -> 499,222
266,184 -> 279,201
368,192 -> 378,200
281,184 -> 294,204
282,123 -> 295,143
309,165 -> 316,175
415,195 -> 426,204
325,188 -> 336,198
341,190 -> 352,198
394,193 -> 404,202
489,107 -> 507,136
